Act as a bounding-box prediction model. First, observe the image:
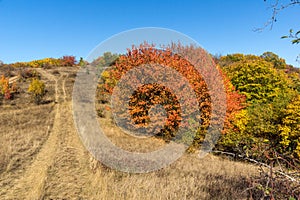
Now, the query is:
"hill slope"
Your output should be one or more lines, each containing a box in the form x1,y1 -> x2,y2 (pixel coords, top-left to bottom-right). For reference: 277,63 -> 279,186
0,67 -> 259,200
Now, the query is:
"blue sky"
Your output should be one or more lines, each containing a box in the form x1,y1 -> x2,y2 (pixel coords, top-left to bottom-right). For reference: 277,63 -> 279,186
0,0 -> 299,66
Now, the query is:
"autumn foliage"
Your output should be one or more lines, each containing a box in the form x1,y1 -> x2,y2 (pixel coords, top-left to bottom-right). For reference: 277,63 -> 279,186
6,56 -> 77,68
98,43 -> 245,145
28,78 -> 46,104
96,45 -> 300,165
60,56 -> 77,67
0,75 -> 17,100
220,53 -> 300,163
279,95 -> 300,158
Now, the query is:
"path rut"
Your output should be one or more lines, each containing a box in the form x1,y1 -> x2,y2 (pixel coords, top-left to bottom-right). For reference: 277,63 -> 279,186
3,69 -> 93,199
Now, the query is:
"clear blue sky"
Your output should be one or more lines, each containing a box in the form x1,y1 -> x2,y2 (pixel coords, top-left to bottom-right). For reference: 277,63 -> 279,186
0,0 -> 299,66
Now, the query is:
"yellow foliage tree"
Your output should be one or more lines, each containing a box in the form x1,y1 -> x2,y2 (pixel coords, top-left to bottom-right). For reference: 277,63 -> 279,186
279,95 -> 300,158
28,79 -> 45,104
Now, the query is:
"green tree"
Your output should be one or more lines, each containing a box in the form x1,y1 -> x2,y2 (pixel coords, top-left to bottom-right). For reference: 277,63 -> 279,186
92,52 -> 119,68
222,55 -> 291,104
261,51 -> 287,69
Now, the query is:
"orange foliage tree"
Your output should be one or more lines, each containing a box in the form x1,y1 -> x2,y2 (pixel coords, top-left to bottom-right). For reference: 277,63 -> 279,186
0,75 -> 17,100
99,43 -> 245,146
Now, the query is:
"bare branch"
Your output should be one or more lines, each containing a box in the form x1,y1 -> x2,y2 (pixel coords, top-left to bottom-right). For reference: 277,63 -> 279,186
212,150 -> 300,183
254,0 -> 300,31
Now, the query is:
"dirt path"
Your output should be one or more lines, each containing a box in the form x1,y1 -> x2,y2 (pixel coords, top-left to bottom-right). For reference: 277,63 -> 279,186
41,102 -> 91,199
0,68 -> 266,199
3,69 -> 92,199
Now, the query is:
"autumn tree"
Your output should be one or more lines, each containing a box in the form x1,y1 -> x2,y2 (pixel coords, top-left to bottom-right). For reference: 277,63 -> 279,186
28,78 -> 45,104
279,95 -> 300,158
261,51 -> 287,69
60,56 -> 76,66
220,53 -> 300,163
223,56 -> 291,104
0,75 -> 16,100
98,43 -> 245,147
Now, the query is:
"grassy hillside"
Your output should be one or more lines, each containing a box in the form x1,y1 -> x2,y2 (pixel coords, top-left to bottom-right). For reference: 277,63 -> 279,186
0,60 -> 299,199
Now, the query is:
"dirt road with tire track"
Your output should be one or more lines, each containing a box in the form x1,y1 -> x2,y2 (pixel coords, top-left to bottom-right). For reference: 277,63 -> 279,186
2,68 -> 94,199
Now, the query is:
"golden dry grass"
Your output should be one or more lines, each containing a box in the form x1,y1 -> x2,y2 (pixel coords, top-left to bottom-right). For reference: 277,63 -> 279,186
0,67 -> 260,199
80,115 -> 258,200
0,104 -> 55,194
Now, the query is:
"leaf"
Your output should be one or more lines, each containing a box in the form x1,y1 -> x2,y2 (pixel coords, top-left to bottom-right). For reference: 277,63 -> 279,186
292,39 -> 300,44
281,36 -> 289,39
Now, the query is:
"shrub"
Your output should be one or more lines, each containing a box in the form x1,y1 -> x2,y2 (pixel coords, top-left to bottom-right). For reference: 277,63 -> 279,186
279,95 -> 300,158
220,53 -> 300,164
223,57 -> 291,104
28,78 -> 45,104
7,56 -> 77,68
261,51 -> 287,69
60,56 -> 76,66
286,70 -> 300,93
98,43 -> 245,145
9,58 -> 59,68
0,75 -> 17,100
78,57 -> 87,67
18,68 -> 40,80
101,44 -> 209,141
248,161 -> 300,199
1,65 -> 14,77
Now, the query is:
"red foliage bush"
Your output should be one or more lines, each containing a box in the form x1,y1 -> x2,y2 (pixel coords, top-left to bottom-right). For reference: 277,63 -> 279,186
100,43 -> 245,143
60,56 -> 76,66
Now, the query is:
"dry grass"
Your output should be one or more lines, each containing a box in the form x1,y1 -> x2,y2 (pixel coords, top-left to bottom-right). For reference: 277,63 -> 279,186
85,153 -> 257,200
80,114 -> 259,200
99,117 -> 166,153
0,67 -> 261,199
0,104 -> 55,198
0,105 -> 54,173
